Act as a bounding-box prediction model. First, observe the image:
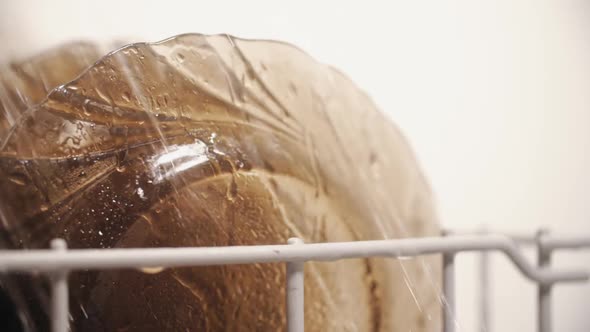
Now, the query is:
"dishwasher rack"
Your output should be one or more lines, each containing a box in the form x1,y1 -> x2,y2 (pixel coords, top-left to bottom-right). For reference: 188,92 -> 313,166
0,230 -> 588,332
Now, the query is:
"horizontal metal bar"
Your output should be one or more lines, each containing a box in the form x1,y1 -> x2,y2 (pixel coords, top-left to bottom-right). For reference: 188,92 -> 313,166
445,229 -> 537,245
541,236 -> 590,251
0,235 -> 587,284
449,230 -> 590,251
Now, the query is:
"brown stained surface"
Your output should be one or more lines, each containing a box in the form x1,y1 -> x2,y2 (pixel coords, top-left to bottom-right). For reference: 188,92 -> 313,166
0,34 -> 441,331
0,42 -> 104,136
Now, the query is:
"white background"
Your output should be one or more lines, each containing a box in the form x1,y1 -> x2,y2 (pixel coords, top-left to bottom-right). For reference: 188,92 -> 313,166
1,1 -> 589,331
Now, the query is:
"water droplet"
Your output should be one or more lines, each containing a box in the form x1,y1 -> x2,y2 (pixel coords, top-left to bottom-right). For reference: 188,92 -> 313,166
209,132 -> 217,144
121,92 -> 131,102
95,88 -> 111,104
40,204 -> 49,212
227,177 -> 238,201
8,173 -> 27,186
80,304 -> 89,319
82,99 -> 90,115
137,187 -> 147,200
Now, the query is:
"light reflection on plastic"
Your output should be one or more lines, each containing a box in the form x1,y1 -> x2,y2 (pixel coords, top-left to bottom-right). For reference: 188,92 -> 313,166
149,139 -> 210,183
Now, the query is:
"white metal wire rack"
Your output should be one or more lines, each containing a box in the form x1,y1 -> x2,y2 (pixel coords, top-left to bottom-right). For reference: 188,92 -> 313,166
0,230 -> 588,332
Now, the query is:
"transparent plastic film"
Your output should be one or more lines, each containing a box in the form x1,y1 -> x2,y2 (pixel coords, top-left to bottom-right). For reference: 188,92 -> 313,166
0,34 -> 441,332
